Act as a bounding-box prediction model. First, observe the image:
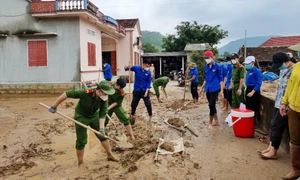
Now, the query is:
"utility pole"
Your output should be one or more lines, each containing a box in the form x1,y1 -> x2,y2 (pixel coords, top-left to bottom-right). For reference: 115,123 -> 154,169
244,29 -> 247,60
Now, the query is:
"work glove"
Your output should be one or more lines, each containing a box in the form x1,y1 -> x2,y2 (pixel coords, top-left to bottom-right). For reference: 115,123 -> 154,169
48,106 -> 57,113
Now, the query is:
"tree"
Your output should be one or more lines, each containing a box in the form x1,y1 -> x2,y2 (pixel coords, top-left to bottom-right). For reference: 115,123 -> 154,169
222,51 -> 231,58
162,21 -> 228,52
142,43 -> 159,53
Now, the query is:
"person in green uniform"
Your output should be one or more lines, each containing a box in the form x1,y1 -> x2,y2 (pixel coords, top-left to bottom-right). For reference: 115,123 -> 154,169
229,53 -> 246,108
153,75 -> 173,103
105,78 -> 135,140
48,81 -> 118,166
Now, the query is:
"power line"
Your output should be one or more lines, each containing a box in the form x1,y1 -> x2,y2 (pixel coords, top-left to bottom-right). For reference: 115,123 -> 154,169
0,12 -> 29,17
99,0 -> 246,8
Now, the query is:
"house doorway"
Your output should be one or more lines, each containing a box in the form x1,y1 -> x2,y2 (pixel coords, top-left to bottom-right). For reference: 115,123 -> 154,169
102,51 -> 116,75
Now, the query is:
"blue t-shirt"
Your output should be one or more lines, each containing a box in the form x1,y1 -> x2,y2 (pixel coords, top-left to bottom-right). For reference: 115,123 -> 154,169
189,68 -> 199,83
221,64 -> 227,81
130,66 -> 152,92
246,66 -> 262,91
102,64 -> 112,80
204,62 -> 223,92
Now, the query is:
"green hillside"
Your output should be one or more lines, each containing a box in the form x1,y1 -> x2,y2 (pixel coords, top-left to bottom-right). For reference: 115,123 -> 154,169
141,30 -> 164,51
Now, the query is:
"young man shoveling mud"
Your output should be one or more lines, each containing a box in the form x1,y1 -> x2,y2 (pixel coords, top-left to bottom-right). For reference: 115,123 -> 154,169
152,75 -> 173,103
124,59 -> 153,125
105,78 -> 135,140
48,81 -> 118,166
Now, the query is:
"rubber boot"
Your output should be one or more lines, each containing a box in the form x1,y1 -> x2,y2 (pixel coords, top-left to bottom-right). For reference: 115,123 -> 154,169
101,140 -> 118,162
282,143 -> 300,180
76,149 -> 84,166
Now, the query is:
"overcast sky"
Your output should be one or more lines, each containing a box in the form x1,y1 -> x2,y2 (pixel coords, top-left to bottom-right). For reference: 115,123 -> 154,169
95,0 -> 300,47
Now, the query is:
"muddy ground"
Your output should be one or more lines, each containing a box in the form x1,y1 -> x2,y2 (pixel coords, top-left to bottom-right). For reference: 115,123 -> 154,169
0,81 -> 290,180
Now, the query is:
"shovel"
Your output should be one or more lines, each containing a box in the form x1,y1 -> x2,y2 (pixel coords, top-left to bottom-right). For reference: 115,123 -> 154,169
39,103 -> 133,149
183,124 -> 198,137
105,114 -> 128,142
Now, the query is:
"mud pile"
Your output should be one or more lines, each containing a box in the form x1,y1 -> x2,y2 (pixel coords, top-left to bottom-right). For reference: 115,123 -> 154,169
168,118 -> 185,127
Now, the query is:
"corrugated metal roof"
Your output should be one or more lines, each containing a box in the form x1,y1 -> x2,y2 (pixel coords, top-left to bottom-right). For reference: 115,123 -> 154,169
116,19 -> 138,28
184,43 -> 207,51
142,52 -> 187,57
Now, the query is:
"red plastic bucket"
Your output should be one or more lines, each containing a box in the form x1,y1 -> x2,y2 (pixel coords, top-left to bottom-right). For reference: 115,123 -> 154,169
231,108 -> 255,138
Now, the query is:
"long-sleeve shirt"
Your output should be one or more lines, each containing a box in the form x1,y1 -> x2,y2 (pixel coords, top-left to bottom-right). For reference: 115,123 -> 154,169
245,66 -> 262,92
274,67 -> 293,109
189,68 -> 199,83
130,66 -> 152,92
225,64 -> 233,88
282,62 -> 300,112
108,87 -> 125,108
102,64 -> 112,80
66,89 -> 107,118
204,62 -> 223,92
153,76 -> 169,88
220,64 -> 228,81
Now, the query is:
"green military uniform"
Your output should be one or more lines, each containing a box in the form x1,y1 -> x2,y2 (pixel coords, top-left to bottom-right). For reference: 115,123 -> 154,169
153,76 -> 169,98
105,83 -> 129,126
66,88 -> 108,150
231,63 -> 246,108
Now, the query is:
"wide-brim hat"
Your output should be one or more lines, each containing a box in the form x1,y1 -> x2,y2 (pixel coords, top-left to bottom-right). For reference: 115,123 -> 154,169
96,81 -> 115,95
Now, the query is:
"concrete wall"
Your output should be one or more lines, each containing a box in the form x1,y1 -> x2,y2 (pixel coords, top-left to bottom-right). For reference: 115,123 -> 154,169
118,31 -> 132,76
259,95 -> 290,152
79,17 -> 103,82
0,0 -> 81,84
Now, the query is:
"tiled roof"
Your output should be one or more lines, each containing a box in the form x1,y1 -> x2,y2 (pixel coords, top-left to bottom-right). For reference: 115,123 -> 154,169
259,36 -> 300,47
116,19 -> 138,28
238,46 -> 297,62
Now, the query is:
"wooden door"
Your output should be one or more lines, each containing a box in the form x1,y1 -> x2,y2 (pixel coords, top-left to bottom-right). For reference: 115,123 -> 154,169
111,51 -> 116,75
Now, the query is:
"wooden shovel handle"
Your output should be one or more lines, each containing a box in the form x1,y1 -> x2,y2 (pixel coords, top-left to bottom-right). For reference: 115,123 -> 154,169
184,125 -> 198,137
39,102 -> 118,144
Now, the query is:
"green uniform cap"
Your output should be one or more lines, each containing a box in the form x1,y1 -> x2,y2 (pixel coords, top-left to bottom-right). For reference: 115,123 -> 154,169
96,81 -> 115,95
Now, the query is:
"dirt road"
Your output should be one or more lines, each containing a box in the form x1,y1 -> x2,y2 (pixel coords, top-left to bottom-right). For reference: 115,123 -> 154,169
0,81 -> 290,180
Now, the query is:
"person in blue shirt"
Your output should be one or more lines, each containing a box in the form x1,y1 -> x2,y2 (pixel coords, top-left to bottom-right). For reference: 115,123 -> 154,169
244,56 -> 262,118
199,51 -> 224,129
223,56 -> 233,111
186,62 -> 199,103
124,59 -> 152,125
102,59 -> 112,81
217,57 -> 228,111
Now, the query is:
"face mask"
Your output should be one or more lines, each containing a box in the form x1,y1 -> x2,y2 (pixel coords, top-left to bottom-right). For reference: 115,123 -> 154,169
245,64 -> 252,70
103,64 -> 107,67
279,64 -> 287,70
144,67 -> 150,71
231,60 -> 237,64
190,67 -> 195,70
205,59 -> 212,64
100,95 -> 108,101
224,62 -> 230,66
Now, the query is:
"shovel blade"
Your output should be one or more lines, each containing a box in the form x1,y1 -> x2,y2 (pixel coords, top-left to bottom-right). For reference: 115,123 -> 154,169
115,133 -> 128,142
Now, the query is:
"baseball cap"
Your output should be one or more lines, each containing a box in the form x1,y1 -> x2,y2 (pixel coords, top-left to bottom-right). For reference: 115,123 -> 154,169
204,51 -> 214,57
231,53 -> 239,59
243,56 -> 255,64
96,81 -> 115,95
272,52 -> 289,69
225,56 -> 231,62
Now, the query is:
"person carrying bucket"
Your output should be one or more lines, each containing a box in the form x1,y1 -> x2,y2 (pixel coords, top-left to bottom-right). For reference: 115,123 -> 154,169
199,50 -> 224,129
48,81 -> 118,166
229,53 -> 246,108
243,56 -> 262,121
258,52 -> 296,161
105,78 -> 135,141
